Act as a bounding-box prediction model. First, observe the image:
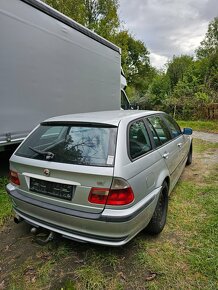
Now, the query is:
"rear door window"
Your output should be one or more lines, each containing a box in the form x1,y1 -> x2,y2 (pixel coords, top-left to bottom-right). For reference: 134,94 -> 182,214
129,120 -> 151,159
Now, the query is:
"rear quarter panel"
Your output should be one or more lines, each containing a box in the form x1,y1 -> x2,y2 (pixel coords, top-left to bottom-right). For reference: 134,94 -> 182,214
113,119 -> 170,206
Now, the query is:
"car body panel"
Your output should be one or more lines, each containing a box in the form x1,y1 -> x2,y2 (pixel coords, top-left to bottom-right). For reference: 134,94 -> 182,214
10,156 -> 114,214
7,110 -> 192,246
7,183 -> 161,246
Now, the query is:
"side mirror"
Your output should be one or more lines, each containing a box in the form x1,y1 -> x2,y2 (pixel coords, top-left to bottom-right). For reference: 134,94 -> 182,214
183,128 -> 192,135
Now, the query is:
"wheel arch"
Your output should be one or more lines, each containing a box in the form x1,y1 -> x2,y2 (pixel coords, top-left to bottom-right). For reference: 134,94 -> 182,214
163,176 -> 170,194
156,168 -> 170,193
190,140 -> 193,151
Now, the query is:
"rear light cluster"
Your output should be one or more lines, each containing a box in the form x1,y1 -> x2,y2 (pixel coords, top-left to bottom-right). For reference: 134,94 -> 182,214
88,178 -> 134,206
9,170 -> 20,185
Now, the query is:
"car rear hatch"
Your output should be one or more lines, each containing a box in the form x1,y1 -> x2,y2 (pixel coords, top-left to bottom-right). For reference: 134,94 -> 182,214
11,122 -> 117,214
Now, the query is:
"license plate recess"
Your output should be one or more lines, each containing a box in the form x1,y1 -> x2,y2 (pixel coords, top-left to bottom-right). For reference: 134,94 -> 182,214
30,178 -> 74,201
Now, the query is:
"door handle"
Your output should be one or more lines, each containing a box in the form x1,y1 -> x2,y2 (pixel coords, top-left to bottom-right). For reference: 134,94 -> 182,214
177,143 -> 183,148
162,152 -> 169,159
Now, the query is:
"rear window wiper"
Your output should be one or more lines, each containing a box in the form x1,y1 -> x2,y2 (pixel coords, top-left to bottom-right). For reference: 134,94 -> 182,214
29,146 -> 55,160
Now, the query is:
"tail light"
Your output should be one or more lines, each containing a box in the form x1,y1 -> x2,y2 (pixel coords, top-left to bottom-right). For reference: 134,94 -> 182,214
9,170 -> 20,186
88,188 -> 109,204
88,178 -> 134,206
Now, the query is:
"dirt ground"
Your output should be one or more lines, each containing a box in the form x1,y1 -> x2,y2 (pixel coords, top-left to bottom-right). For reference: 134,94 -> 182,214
192,131 -> 218,143
0,137 -> 217,289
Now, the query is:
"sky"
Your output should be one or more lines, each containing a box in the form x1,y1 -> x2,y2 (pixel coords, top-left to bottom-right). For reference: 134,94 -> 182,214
118,0 -> 218,69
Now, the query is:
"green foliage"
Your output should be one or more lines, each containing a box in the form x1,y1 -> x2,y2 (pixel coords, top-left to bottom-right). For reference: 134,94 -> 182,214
147,55 -> 196,117
147,73 -> 171,109
166,55 -> 193,89
113,31 -> 153,94
44,0 -> 87,25
0,177 -> 12,225
148,17 -> 218,119
94,0 -> 120,39
125,85 -> 139,103
196,17 -> 218,59
177,120 -> 218,133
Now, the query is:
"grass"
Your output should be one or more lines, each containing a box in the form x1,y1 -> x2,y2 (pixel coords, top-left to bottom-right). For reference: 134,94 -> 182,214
0,177 -> 12,225
0,139 -> 217,289
134,180 -> 218,290
177,120 -> 218,133
193,138 -> 218,153
9,251 -> 55,290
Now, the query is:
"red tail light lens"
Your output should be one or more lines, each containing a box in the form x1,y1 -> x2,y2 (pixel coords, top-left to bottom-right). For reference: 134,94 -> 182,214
88,178 -> 134,206
107,187 -> 134,205
88,188 -> 109,204
9,170 -> 20,185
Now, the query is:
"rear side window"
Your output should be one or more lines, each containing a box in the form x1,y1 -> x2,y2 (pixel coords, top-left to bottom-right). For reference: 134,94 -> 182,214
129,120 -> 151,159
16,124 -> 117,167
148,116 -> 171,145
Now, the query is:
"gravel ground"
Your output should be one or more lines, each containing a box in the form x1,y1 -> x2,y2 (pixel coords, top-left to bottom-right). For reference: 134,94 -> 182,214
192,131 -> 218,143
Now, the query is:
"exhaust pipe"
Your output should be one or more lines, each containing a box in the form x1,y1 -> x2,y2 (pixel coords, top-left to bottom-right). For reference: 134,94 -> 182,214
14,215 -> 23,224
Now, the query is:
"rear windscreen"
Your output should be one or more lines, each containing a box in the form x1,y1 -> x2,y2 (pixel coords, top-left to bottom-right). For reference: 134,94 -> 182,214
15,124 -> 117,167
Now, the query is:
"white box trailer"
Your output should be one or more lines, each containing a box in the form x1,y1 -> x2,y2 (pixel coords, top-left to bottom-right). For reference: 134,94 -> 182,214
0,0 -> 129,149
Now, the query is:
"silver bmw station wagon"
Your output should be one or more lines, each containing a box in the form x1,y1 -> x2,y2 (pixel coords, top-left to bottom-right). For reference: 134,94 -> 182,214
6,110 -> 192,246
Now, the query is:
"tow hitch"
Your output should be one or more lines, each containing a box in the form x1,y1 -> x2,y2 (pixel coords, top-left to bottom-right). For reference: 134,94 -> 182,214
31,227 -> 55,245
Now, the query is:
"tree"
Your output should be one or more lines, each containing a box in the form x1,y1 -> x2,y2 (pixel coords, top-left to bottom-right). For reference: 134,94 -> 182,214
166,55 -> 193,89
93,0 -> 120,39
149,18 -> 218,119
44,0 -> 86,25
194,17 -> 218,108
113,30 -> 153,98
147,73 -> 171,109
196,17 -> 218,59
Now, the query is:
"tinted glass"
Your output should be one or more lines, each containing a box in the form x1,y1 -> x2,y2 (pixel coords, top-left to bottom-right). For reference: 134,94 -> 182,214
16,124 -> 117,167
148,116 -> 171,144
163,115 -> 181,138
146,120 -> 162,147
129,120 -> 151,159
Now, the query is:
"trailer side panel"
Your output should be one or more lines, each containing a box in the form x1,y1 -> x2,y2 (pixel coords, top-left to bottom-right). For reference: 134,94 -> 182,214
0,0 -> 121,144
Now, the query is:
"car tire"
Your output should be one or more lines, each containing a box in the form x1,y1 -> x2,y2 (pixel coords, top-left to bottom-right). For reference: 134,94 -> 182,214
186,144 -> 192,166
146,181 -> 168,235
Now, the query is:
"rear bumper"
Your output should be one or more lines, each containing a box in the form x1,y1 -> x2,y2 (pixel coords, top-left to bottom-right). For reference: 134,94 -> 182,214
6,183 -> 161,246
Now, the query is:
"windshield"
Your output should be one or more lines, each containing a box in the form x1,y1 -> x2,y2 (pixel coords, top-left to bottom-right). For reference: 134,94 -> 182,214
16,124 -> 117,167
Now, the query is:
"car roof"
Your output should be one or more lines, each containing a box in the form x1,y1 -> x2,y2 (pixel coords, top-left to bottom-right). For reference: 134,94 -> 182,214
42,110 -> 162,126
